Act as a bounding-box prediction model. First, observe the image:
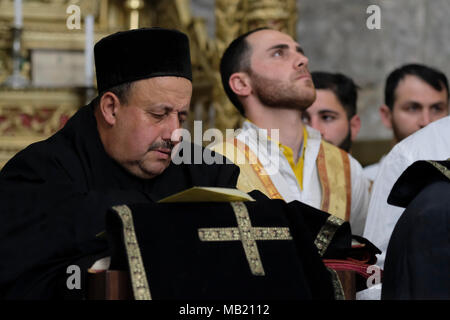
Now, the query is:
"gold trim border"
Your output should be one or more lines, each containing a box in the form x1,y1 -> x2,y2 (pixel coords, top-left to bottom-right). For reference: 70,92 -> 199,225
427,160 -> 450,181
340,148 -> 352,221
112,205 -> 152,300
314,215 -> 345,257
234,139 -> 283,200
326,267 -> 345,300
318,141 -> 350,220
317,143 -> 331,212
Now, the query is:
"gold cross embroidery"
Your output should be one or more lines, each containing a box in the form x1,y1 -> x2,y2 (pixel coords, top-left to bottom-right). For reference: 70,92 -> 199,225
198,201 -> 292,276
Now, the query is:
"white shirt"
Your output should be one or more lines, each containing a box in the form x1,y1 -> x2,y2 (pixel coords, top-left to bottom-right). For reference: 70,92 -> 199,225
363,155 -> 386,182
364,116 -> 450,269
237,121 -> 371,235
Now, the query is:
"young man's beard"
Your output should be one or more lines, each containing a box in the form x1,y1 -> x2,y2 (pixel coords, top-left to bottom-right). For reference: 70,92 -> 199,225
337,128 -> 352,152
250,71 -> 315,111
391,121 -> 409,143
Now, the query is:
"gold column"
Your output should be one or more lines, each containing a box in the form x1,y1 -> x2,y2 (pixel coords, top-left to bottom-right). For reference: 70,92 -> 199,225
244,0 -> 297,37
212,0 -> 244,132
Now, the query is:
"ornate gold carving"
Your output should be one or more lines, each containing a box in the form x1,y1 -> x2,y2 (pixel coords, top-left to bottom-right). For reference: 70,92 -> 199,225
212,0 -> 244,131
244,0 -> 297,37
0,105 -> 74,136
198,201 -> 292,276
0,89 -> 82,134
112,205 -> 152,300
0,88 -> 83,167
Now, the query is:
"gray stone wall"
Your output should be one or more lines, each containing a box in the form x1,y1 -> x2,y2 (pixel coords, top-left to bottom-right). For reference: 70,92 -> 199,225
191,0 -> 450,141
297,0 -> 450,141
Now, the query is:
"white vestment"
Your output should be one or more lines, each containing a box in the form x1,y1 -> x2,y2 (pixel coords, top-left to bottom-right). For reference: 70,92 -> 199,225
363,155 -> 386,182
364,116 -> 450,269
235,121 -> 370,235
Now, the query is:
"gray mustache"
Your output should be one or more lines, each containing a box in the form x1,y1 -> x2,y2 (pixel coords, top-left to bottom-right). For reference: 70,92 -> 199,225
148,140 -> 175,152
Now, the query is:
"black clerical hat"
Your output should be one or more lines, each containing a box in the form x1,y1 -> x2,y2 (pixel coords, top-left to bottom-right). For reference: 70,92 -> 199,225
388,159 -> 450,208
94,27 -> 192,93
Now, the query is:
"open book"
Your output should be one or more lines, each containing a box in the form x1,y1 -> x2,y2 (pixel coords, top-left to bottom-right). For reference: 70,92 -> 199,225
157,186 -> 255,203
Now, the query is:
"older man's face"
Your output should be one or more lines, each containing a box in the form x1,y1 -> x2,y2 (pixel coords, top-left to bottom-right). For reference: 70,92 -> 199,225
111,77 -> 192,179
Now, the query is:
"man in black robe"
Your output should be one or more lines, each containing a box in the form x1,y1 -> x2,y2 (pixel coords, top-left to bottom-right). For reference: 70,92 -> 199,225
382,159 -> 450,299
0,28 -> 239,299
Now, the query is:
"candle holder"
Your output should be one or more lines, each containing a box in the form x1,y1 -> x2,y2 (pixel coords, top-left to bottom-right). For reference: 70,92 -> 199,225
2,26 -> 29,89
84,13 -> 95,104
125,0 -> 145,30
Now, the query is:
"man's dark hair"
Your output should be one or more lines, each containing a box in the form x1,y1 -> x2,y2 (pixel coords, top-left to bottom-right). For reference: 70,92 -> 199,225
92,81 -> 134,107
220,27 -> 269,116
311,72 -> 359,119
385,63 -> 449,110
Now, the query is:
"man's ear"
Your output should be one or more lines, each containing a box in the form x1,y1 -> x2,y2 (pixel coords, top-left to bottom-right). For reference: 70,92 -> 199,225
349,114 -> 361,141
379,104 -> 393,129
229,72 -> 252,98
99,92 -> 121,126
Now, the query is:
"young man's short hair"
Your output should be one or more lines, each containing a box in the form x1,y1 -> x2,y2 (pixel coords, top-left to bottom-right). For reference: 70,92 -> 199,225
311,72 -> 359,119
385,64 -> 449,110
220,27 -> 269,116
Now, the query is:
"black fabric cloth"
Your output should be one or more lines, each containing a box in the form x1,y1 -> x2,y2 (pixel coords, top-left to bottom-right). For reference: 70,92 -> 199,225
387,160 -> 450,208
0,103 -> 239,300
382,160 -> 450,300
95,28 -> 192,93
106,199 -> 353,300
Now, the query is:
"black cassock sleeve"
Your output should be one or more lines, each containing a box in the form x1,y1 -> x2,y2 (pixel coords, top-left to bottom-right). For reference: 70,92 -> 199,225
0,147 -> 150,299
0,140 -> 241,299
382,180 -> 450,300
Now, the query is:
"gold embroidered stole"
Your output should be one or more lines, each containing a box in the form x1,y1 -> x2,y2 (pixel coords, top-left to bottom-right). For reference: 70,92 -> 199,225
316,141 -> 352,221
210,139 -> 283,200
211,139 -> 352,221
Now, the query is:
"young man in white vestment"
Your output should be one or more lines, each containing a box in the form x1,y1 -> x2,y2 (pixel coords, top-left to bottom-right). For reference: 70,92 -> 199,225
211,28 -> 371,235
358,115 -> 450,299
363,64 -> 449,181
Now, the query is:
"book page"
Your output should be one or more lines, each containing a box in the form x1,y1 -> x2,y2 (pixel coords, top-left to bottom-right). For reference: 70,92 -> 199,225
158,187 -> 255,203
